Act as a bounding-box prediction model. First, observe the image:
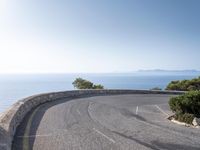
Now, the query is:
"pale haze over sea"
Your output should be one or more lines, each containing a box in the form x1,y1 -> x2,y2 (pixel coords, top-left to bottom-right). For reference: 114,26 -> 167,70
0,71 -> 199,113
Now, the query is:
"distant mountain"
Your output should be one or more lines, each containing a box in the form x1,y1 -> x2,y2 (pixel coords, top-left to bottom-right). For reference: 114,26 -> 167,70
136,69 -> 200,75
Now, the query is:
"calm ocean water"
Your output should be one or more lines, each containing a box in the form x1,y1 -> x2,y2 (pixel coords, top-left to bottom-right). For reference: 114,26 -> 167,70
0,73 -> 198,113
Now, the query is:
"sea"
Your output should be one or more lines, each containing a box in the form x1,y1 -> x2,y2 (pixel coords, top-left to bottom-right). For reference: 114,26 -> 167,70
0,73 -> 198,113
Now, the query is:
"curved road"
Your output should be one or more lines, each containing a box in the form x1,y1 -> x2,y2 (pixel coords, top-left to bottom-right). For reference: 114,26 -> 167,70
13,94 -> 200,150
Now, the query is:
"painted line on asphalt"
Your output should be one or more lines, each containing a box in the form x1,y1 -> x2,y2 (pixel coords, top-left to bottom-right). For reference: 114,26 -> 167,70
136,106 -> 139,115
18,129 -> 68,138
93,128 -> 116,143
77,109 -> 81,115
154,105 -> 169,117
153,120 -> 169,123
22,105 -> 42,150
18,134 -> 52,138
0,143 -> 7,147
138,111 -> 157,115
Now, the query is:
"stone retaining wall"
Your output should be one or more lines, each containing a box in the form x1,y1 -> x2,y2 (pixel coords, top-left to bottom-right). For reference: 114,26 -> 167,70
0,89 -> 183,150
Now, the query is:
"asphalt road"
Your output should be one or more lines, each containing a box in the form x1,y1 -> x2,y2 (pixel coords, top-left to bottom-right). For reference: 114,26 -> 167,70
12,94 -> 200,150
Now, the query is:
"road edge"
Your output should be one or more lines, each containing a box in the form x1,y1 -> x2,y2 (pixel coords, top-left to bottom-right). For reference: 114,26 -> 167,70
0,89 -> 183,150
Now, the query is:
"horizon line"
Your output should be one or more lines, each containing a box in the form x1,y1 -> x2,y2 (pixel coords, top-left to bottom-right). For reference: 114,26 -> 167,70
0,69 -> 199,75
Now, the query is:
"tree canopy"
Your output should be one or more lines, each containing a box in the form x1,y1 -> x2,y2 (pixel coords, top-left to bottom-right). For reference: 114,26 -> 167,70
72,78 -> 104,89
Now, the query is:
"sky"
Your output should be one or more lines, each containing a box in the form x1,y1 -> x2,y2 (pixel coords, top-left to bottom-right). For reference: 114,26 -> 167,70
0,0 -> 200,73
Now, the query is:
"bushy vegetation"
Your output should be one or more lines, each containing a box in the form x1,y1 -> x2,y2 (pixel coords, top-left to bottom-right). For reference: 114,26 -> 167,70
174,113 -> 194,124
166,76 -> 200,91
150,87 -> 162,90
72,78 -> 104,89
93,84 -> 104,89
169,91 -> 200,124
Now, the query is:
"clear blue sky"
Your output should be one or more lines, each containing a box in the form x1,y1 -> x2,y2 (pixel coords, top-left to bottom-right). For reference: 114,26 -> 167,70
0,0 -> 200,73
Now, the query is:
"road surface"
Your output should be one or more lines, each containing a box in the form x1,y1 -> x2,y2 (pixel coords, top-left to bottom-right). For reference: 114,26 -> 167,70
12,94 -> 200,150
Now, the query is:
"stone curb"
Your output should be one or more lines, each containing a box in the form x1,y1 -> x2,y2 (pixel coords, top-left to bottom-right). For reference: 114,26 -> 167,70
167,115 -> 200,128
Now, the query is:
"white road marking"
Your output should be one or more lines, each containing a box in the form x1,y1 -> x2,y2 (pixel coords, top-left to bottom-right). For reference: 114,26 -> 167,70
93,128 -> 116,143
136,106 -> 139,115
88,102 -> 94,110
0,143 -> 7,147
17,134 -> 52,138
17,129 -> 69,138
77,109 -> 81,115
155,105 -> 169,117
153,120 -> 169,123
138,111 -> 157,115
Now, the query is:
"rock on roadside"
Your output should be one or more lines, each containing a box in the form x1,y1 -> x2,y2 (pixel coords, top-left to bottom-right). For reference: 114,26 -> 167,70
192,117 -> 200,127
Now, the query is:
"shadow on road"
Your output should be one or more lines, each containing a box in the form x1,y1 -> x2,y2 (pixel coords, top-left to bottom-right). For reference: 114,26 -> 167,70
151,140 -> 200,150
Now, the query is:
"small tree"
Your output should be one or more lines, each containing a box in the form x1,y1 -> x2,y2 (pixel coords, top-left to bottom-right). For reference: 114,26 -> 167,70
72,78 -> 104,89
72,78 -> 93,89
93,84 -> 104,89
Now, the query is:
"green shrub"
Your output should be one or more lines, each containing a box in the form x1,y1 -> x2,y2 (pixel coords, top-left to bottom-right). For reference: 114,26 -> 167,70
166,76 -> 200,91
72,78 -> 94,89
93,84 -> 104,89
169,96 -> 183,114
174,113 -> 194,124
72,78 -> 104,89
169,91 -> 200,116
169,91 -> 200,124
